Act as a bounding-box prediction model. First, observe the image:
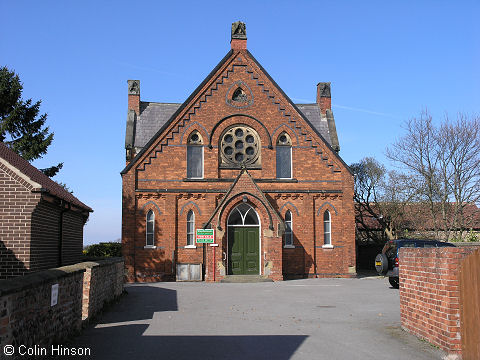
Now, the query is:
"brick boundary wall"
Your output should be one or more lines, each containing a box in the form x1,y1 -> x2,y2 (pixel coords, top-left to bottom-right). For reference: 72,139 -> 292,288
399,246 -> 480,358
0,258 -> 124,359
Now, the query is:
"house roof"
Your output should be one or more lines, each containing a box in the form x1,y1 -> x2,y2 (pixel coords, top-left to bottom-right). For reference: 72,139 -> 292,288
133,102 -> 334,150
0,142 -> 92,212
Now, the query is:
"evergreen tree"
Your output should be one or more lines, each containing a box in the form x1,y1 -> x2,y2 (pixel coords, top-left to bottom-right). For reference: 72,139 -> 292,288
0,66 -> 62,176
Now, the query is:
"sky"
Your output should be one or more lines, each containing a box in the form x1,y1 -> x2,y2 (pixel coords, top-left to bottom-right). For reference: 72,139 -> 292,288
2,1 -> 479,245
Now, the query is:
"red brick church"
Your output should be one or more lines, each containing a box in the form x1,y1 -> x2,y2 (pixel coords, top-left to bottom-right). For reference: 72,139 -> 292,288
121,22 -> 355,282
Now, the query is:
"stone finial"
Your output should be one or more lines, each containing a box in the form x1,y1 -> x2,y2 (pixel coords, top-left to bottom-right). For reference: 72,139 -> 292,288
231,21 -> 247,40
317,82 -> 332,116
128,80 -> 140,95
317,82 -> 331,98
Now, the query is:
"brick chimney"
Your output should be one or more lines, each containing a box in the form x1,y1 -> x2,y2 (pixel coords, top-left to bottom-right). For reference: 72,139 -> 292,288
317,82 -> 331,116
126,80 -> 140,162
231,21 -> 247,50
127,80 -> 140,115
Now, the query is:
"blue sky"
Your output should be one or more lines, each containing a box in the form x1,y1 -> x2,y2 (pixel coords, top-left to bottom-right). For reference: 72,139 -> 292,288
2,1 -> 479,245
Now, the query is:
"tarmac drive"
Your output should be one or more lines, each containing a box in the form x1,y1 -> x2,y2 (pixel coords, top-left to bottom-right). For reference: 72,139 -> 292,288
63,277 -> 446,360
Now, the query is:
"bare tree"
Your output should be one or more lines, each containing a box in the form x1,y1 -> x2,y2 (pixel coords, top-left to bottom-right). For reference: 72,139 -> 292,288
382,170 -> 423,236
352,157 -> 422,243
386,111 -> 480,240
436,114 -> 480,239
351,157 -> 393,243
386,110 -> 443,237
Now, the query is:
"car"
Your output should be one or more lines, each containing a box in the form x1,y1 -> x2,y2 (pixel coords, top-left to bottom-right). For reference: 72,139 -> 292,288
374,238 -> 456,288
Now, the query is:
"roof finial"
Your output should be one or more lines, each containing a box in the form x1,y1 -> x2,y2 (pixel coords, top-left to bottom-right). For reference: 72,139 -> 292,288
231,21 -> 247,40
231,21 -> 247,50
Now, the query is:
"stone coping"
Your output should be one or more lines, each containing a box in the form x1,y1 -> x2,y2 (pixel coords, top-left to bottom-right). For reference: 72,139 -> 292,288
0,257 -> 124,296
81,257 -> 124,268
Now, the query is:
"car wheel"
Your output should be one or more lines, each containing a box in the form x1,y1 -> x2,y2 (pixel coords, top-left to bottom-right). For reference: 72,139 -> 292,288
374,253 -> 389,275
389,277 -> 399,289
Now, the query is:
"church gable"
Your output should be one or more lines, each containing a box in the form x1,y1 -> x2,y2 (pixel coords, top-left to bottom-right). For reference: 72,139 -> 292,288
122,22 -> 350,181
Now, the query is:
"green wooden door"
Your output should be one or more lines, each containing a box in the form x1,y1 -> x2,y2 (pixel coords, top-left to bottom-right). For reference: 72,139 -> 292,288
228,227 -> 259,275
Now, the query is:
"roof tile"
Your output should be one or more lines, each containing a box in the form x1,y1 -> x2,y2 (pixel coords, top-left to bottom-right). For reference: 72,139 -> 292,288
0,142 -> 92,211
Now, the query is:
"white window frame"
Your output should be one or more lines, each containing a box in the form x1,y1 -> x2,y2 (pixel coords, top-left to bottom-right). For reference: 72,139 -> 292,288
284,210 -> 294,248
322,210 -> 333,248
145,210 -> 156,249
185,210 -> 196,248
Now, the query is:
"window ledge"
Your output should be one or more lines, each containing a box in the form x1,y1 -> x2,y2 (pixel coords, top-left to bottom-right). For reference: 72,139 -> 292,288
322,244 -> 334,249
184,245 -> 197,249
283,245 -> 295,249
144,245 -> 157,249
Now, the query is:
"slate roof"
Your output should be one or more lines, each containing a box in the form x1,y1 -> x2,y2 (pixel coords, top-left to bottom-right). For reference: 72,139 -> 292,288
0,142 -> 92,212
295,104 -> 331,145
132,101 -> 334,150
135,102 -> 181,149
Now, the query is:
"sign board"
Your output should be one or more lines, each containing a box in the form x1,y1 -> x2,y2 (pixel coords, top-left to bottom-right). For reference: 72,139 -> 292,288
196,229 -> 215,244
51,283 -> 59,307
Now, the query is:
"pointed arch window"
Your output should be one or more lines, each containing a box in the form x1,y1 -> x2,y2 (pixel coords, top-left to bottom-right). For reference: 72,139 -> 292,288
187,131 -> 203,179
276,132 -> 292,179
186,210 -> 195,247
323,210 -> 331,246
284,210 -> 293,247
146,210 -> 155,247
227,203 -> 259,226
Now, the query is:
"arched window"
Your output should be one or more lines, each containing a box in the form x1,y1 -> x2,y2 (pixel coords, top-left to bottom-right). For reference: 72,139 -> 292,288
227,203 -> 259,226
323,210 -> 331,245
186,210 -> 195,246
187,131 -> 203,179
146,210 -> 155,246
276,132 -> 292,179
284,210 -> 293,246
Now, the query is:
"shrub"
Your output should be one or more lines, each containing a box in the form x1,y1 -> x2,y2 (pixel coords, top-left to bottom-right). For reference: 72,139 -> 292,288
465,229 -> 479,242
84,242 -> 122,257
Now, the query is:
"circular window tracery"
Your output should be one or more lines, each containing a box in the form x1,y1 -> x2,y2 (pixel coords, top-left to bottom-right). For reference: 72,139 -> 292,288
277,132 -> 292,146
220,125 -> 261,168
187,130 -> 203,145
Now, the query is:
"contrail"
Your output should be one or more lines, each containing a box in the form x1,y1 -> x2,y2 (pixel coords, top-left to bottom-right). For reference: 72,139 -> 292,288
290,98 -> 402,120
332,104 -> 402,119
118,61 -> 184,78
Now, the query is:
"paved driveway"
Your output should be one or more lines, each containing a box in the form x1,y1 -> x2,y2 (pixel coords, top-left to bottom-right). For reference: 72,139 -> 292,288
66,277 -> 445,360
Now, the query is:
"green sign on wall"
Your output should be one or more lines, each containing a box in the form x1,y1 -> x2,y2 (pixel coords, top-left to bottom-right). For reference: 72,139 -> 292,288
196,229 -> 215,243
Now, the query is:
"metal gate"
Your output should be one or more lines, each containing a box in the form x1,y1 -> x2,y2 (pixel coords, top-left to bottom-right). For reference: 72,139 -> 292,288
459,250 -> 480,360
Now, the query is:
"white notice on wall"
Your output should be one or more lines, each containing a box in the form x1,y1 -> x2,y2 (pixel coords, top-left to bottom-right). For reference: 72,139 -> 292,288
51,283 -> 59,307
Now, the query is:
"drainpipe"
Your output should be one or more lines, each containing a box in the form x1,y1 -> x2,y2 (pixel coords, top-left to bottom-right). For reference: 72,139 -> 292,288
58,201 -> 71,267
313,200 -> 318,278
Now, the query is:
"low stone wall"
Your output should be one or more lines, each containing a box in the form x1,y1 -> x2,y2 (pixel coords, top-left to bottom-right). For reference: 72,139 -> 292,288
82,258 -> 124,320
399,246 -> 480,358
0,258 -> 123,359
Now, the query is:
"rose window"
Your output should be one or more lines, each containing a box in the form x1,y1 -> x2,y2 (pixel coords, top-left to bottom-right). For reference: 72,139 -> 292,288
220,125 -> 260,168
